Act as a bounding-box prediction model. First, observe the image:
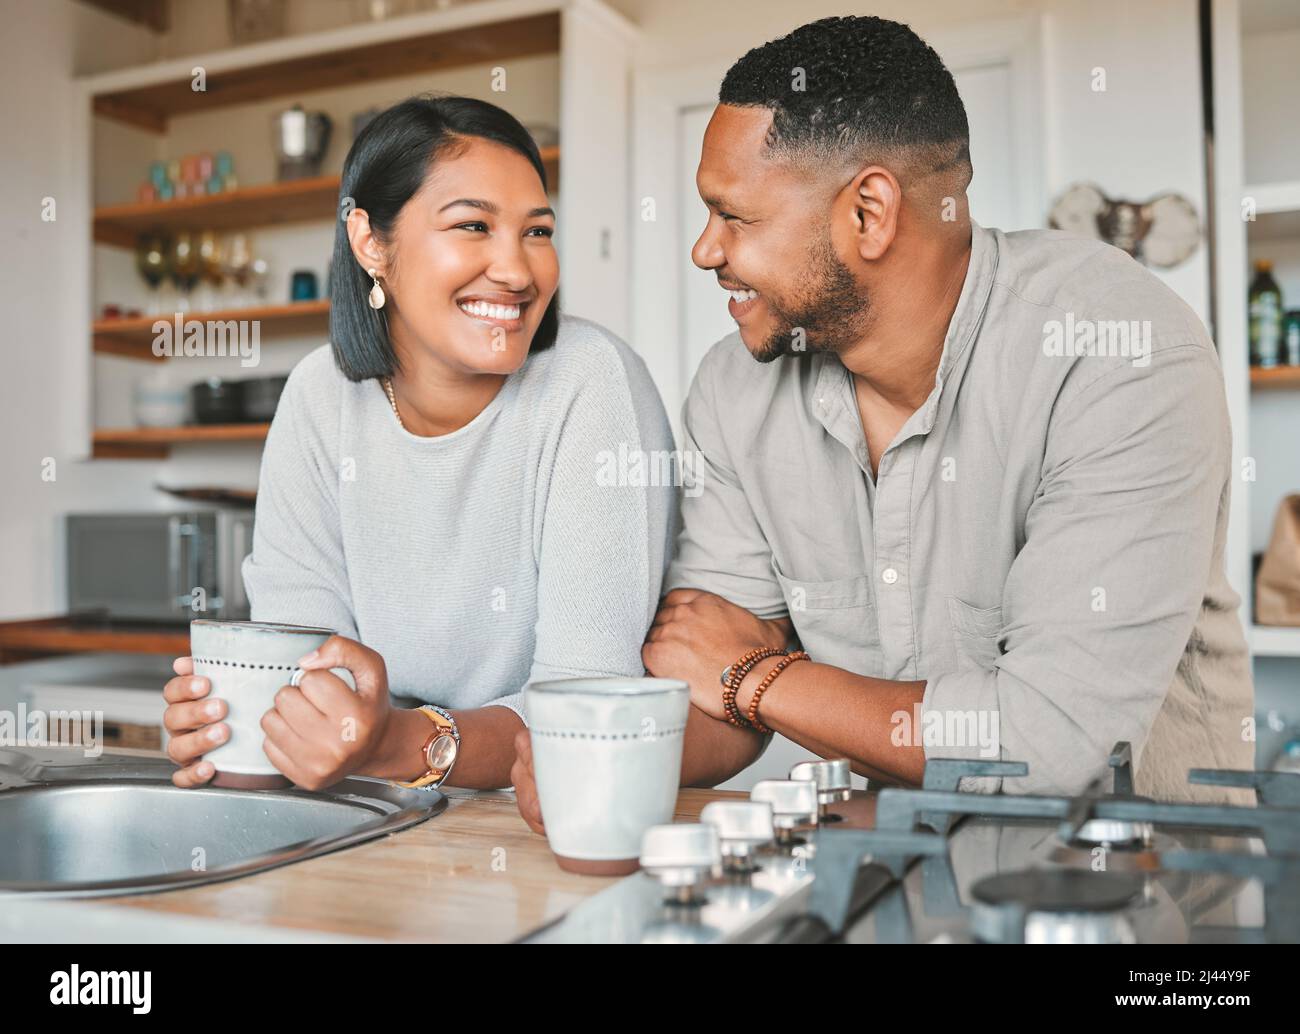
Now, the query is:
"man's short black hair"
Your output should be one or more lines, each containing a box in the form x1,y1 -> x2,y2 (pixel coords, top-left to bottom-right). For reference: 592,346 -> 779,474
719,16 -> 971,183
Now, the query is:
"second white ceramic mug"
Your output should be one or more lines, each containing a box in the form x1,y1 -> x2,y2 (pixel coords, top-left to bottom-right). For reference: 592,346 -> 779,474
524,677 -> 689,875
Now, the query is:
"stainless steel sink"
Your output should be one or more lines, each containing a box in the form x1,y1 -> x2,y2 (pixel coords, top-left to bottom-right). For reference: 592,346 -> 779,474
0,746 -> 447,898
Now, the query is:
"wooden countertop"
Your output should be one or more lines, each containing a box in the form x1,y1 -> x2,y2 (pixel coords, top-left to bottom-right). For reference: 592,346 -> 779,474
104,787 -> 752,943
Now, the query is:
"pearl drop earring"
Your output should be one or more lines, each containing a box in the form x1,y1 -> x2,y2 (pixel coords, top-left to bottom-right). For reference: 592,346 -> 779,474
368,268 -> 386,309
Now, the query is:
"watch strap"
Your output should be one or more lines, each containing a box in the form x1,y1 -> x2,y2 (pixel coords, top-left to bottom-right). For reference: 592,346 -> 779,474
392,705 -> 459,790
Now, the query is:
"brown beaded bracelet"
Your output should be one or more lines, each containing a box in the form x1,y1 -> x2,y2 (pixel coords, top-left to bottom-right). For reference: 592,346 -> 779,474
746,650 -> 809,734
722,647 -> 784,728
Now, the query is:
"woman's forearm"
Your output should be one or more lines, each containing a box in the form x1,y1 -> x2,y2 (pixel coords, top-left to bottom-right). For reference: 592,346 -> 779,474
359,704 -> 524,789
446,705 -> 525,788
680,703 -> 767,787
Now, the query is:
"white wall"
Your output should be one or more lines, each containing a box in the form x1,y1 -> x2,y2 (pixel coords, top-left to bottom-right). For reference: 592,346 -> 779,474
1040,0 -> 1208,320
0,0 -> 161,620
616,0 -> 1209,324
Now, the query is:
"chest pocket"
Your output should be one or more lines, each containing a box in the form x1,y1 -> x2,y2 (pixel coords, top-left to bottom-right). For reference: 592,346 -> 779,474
771,557 -> 882,676
947,596 -> 1005,671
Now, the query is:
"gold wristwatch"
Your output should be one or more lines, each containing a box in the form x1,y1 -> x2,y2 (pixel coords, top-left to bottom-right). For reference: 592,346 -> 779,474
393,705 -> 459,790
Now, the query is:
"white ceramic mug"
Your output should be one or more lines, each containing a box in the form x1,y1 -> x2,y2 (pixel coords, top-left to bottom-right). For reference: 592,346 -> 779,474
524,677 -> 689,875
189,619 -> 355,789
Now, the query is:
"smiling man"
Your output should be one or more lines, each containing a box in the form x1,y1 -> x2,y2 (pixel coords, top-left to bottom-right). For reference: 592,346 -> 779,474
640,15 -> 1254,803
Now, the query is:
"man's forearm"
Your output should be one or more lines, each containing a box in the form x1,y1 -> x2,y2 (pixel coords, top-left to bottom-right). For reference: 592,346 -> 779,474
736,661 -> 928,786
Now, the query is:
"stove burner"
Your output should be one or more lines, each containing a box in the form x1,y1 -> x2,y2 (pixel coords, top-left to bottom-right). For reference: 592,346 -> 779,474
1072,817 -> 1155,848
970,869 -> 1146,944
974,869 -> 1145,911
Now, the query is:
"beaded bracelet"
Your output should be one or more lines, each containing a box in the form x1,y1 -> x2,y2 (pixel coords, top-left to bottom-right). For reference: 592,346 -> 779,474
721,647 -> 784,728
746,650 -> 809,734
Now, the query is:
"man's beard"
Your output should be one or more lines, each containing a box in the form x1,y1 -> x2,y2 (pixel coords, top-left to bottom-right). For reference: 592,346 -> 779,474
751,236 -> 870,363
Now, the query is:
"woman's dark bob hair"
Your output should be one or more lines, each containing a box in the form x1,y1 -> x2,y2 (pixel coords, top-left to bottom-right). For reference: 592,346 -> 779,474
329,94 -> 559,380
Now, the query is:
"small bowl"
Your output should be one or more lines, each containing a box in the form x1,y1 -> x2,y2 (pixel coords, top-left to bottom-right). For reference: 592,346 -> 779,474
133,380 -> 188,427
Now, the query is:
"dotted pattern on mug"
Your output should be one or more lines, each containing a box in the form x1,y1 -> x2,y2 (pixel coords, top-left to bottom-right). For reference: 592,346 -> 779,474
191,656 -> 299,670
529,726 -> 687,741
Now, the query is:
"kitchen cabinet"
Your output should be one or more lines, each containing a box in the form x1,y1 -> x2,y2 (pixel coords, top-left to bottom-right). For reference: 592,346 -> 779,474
1209,1 -> 1300,761
70,0 -> 635,460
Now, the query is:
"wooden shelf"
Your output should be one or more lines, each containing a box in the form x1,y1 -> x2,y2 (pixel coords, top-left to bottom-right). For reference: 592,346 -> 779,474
93,176 -> 341,247
1250,365 -> 1300,390
94,300 -> 331,359
93,423 -> 270,459
91,10 -> 561,132
93,146 -> 558,247
0,616 -> 189,663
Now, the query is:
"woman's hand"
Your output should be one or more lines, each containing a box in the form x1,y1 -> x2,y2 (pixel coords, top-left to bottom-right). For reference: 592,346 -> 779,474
642,589 -> 792,721
510,727 -> 546,835
162,656 -> 225,787
261,635 -> 394,791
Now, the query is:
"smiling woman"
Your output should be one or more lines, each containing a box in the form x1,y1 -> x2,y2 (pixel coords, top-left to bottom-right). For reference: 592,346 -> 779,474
158,95 -> 679,810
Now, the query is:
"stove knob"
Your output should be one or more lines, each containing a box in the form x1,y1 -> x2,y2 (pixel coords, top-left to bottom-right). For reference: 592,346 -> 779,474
699,800 -> 775,871
750,779 -> 818,842
639,823 -> 721,904
789,759 -> 852,819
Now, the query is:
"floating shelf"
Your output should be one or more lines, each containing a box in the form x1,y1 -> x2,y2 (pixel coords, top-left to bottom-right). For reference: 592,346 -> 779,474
1252,624 -> 1300,658
90,10 -> 561,132
93,146 -> 559,247
0,615 -> 189,662
1244,179 -> 1300,216
1250,365 -> 1300,390
93,176 -> 341,247
93,423 -> 270,459
93,299 -> 331,359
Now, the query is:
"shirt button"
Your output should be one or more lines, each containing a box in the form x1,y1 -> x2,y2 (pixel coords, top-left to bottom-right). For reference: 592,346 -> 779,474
882,567 -> 899,585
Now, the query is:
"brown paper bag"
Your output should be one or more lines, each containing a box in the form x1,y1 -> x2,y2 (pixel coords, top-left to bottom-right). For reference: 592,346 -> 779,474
1256,494 -> 1300,625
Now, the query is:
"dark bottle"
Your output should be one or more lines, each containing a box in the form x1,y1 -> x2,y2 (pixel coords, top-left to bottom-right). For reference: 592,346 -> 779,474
1249,259 -> 1284,367
1283,310 -> 1300,367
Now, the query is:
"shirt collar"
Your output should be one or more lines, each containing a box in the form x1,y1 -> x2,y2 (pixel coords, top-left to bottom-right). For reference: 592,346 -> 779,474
923,218 -> 999,427
813,219 -> 1000,445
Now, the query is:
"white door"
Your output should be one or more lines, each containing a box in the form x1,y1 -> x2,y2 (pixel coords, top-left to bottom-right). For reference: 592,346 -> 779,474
634,19 -> 1045,790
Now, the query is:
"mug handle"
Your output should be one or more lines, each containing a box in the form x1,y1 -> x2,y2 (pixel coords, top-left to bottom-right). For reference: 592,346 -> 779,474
289,666 -> 357,691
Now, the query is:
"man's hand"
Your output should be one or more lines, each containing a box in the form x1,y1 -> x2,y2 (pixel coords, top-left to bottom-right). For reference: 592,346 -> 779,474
511,727 -> 545,835
643,589 -> 791,721
260,635 -> 394,791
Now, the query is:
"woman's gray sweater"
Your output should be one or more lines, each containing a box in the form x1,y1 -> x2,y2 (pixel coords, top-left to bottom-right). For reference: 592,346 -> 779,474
241,315 -> 679,722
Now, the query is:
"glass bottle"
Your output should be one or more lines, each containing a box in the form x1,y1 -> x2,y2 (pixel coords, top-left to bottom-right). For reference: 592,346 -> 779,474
1248,259 -> 1283,367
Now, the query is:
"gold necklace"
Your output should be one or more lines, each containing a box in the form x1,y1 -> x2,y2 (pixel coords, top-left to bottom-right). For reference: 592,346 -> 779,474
381,376 -> 406,430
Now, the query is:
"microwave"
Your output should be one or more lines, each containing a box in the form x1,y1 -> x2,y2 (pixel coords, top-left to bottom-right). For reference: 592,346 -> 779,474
66,511 -> 254,624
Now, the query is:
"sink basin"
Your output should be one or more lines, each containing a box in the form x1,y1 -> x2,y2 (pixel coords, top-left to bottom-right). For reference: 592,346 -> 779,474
0,746 -> 446,898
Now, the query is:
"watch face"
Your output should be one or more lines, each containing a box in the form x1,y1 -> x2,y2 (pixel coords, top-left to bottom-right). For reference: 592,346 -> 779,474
428,733 -> 457,771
